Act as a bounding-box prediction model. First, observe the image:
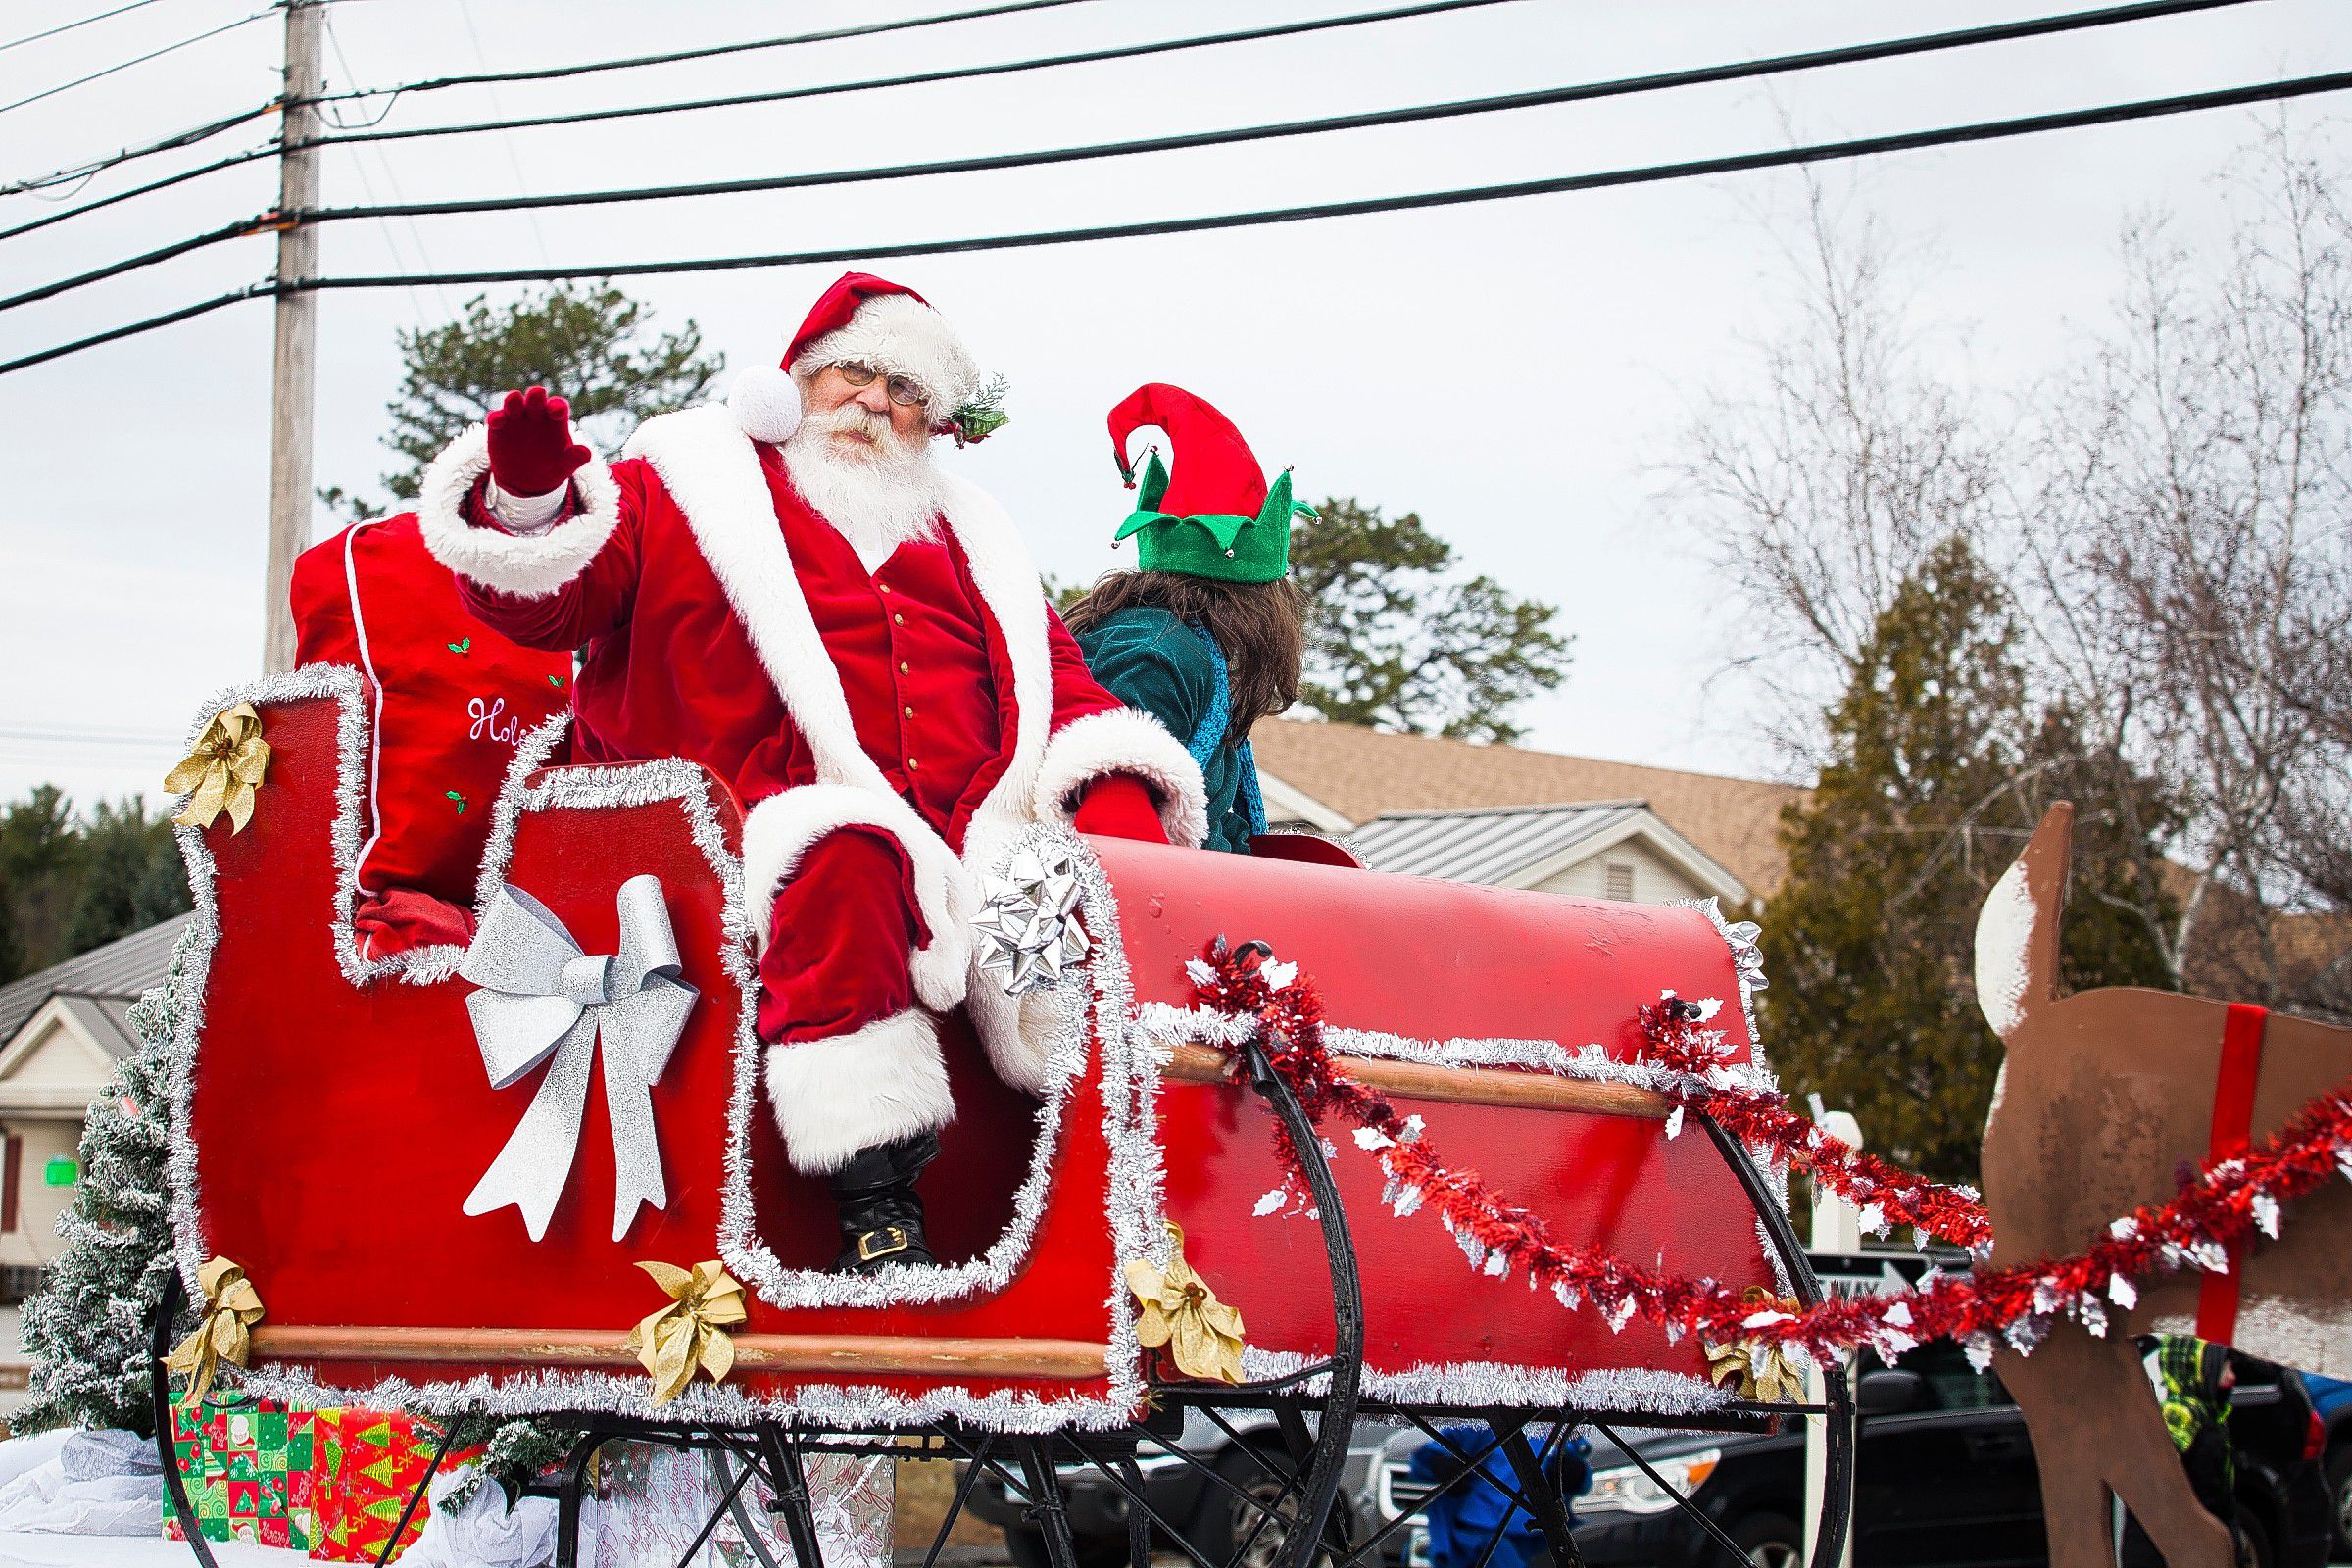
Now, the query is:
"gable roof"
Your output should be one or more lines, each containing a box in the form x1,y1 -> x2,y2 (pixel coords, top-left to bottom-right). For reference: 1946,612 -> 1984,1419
1251,719 -> 1806,896
0,914 -> 188,1048
1348,800 -> 1747,904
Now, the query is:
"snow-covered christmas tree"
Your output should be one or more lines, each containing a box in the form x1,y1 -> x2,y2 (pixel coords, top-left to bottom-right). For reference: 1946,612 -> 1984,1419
15,940 -> 189,1435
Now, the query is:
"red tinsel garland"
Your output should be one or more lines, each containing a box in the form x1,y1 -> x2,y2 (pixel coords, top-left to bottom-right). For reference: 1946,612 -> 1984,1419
1634,996 -> 1994,1252
1189,940 -> 2352,1366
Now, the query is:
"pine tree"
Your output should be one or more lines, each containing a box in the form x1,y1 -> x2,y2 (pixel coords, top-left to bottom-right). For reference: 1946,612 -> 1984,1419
321,283 -> 722,521
1760,538 -> 2174,1184
1,787 -> 82,976
16,951 -> 188,1436
1290,497 -> 1573,744
62,798 -> 190,956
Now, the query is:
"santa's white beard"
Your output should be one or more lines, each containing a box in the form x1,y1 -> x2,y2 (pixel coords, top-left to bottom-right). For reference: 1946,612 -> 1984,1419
782,404 -> 948,570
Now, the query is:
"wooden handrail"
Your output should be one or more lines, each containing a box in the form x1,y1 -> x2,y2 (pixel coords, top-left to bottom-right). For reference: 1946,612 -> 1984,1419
1159,1043 -> 1671,1120
248,1326 -> 1109,1380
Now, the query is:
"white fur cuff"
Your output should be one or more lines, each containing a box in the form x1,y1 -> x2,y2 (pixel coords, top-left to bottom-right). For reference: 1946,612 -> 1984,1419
1033,709 -> 1210,849
416,423 -> 624,600
740,785 -> 974,1010
764,1010 -> 955,1174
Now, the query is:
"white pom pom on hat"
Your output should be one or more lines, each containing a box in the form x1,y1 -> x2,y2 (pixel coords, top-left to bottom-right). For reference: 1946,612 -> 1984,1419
727,364 -> 803,444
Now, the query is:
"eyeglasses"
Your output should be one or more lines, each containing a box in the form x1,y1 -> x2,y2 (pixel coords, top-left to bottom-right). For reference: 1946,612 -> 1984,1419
834,362 -> 927,407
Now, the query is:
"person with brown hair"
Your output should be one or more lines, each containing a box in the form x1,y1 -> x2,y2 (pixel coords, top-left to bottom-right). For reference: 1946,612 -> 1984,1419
1065,384 -> 1313,855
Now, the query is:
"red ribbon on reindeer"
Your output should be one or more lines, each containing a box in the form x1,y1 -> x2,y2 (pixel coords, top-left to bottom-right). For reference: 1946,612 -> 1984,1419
2196,1002 -> 2272,1343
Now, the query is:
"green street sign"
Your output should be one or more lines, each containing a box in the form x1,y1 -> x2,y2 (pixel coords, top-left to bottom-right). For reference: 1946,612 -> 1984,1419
42,1156 -> 76,1188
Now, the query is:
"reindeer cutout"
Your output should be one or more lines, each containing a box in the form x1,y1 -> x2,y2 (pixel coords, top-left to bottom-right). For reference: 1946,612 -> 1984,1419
1978,803 -> 2352,1568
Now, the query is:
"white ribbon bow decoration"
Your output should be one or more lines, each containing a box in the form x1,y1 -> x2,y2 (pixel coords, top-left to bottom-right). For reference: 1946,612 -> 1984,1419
459,875 -> 698,1242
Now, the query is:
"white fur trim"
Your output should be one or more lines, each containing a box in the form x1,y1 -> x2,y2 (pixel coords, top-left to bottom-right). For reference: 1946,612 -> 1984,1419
959,976 -> 1068,1097
1033,709 -> 1210,849
795,292 -> 981,415
938,471 -> 1053,844
416,423 -> 623,600
763,1010 -> 955,1174
625,409 -> 1059,841
626,408 -> 882,793
727,365 -> 804,444
740,786 -> 972,1011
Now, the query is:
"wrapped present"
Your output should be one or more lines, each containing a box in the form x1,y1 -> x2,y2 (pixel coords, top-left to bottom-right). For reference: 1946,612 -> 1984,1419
162,1396 -> 320,1549
309,1407 -> 481,1563
582,1441 -> 894,1568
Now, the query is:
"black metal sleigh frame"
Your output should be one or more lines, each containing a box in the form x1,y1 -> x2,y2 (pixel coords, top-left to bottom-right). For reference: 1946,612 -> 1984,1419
153,1027 -> 1852,1568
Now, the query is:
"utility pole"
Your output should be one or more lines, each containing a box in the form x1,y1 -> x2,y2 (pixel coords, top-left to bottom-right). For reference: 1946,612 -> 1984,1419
259,0 -> 324,673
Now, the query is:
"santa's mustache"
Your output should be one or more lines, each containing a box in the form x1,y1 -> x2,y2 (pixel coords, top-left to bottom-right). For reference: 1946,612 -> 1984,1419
799,401 -> 910,452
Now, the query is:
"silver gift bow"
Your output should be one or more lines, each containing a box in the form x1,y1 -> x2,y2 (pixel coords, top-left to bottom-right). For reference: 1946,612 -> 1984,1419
972,847 -> 1091,996
459,875 -> 698,1243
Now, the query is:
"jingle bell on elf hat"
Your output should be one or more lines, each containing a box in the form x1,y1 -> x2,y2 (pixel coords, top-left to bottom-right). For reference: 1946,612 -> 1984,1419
726,270 -> 1009,447
1108,382 -> 1314,583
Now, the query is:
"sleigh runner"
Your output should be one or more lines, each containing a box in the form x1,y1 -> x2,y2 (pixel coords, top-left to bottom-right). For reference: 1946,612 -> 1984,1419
152,671 -> 1854,1568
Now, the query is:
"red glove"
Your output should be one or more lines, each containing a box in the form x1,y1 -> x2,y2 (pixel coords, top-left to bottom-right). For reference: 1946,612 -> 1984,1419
1073,774 -> 1168,843
487,386 -> 592,496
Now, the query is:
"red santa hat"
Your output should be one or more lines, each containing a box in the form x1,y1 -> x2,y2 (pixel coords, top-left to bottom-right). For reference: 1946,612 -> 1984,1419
727,271 -> 986,445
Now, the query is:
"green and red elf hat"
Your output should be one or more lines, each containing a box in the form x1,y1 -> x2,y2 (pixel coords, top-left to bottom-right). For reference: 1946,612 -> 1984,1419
728,270 -> 1009,447
1108,383 -> 1313,584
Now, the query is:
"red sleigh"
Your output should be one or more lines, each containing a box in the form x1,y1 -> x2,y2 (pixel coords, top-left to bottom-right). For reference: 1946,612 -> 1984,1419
154,670 -> 1854,1568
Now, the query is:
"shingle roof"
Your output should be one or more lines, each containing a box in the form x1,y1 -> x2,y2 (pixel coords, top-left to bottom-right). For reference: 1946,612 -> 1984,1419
0,914 -> 188,1047
1251,719 -> 1806,895
1351,801 -> 1650,886
49,994 -> 140,1060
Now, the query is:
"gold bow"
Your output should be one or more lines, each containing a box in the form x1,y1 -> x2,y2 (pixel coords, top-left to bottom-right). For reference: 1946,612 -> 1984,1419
1126,1222 -> 1247,1385
1704,1286 -> 1807,1404
166,703 -> 271,833
161,1256 -> 265,1408
625,1260 -> 748,1405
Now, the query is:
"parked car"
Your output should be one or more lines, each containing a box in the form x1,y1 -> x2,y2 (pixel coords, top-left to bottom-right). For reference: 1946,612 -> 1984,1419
964,1406 -> 1400,1568
1367,1341 -> 2328,1568
2298,1369 -> 2352,1558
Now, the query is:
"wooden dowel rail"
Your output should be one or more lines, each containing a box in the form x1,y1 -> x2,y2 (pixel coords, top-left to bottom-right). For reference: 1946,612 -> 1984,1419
248,1326 -> 1108,1381
1158,1042 -> 1672,1120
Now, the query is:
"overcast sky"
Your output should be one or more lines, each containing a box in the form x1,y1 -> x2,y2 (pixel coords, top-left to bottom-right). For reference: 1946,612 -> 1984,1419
3,0 -> 2348,809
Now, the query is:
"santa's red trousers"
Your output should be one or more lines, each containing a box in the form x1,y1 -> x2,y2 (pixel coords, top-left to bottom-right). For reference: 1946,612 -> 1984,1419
755,827 -> 926,1051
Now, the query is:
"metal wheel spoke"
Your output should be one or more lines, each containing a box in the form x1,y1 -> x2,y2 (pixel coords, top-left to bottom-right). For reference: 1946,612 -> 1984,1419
1593,1422 -> 1754,1568
918,1436 -> 993,1568
679,1434 -> 765,1568
1134,1423 -> 1294,1516
151,1270 -> 222,1568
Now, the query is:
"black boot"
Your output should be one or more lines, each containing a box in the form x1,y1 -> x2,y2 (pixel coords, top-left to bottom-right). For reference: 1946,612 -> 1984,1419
828,1132 -> 941,1273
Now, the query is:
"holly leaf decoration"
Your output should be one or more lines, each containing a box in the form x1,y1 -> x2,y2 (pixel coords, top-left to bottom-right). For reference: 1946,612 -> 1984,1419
445,791 -> 466,814
447,637 -> 471,656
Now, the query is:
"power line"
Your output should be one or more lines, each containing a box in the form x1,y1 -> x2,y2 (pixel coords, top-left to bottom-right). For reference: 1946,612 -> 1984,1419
0,214 -> 280,315
0,104 -> 277,203
309,0 -> 1099,101
0,0 -> 1110,198
0,0 -> 175,56
8,65 -> 2348,379
300,0 -> 1524,150
0,4 -> 278,118
0,0 -> 2275,309
0,0 -> 1516,231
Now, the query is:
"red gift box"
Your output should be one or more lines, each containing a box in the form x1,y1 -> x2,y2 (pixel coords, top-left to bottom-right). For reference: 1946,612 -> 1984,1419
308,1407 -> 482,1563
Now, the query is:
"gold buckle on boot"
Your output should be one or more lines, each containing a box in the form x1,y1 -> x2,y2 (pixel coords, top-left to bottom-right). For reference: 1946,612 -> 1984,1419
856,1226 -> 910,1263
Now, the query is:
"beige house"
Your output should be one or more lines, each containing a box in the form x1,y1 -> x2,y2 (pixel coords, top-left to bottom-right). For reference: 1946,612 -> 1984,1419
1252,717 -> 1805,905
0,916 -> 186,1296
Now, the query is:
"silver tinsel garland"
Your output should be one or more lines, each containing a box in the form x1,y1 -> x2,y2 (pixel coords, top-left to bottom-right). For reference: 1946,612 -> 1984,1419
161,679 -> 1790,1429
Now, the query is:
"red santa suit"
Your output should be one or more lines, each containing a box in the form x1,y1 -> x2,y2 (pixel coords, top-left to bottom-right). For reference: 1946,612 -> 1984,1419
416,275 -> 1206,1175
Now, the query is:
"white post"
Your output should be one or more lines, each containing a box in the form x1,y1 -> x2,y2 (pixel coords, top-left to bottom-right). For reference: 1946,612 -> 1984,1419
260,0 -> 324,673
1803,1106 -> 1862,1568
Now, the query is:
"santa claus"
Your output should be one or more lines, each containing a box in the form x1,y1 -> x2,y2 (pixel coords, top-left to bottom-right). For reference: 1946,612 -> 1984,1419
417,272 -> 1205,1272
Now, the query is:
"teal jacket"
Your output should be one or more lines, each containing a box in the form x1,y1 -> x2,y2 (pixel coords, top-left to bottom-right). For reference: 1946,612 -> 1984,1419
1075,607 -> 1264,855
